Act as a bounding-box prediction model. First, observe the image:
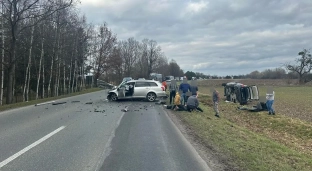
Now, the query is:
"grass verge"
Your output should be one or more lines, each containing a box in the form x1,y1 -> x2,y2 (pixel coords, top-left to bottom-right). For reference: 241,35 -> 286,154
0,88 -> 102,112
164,85 -> 312,171
174,102 -> 312,171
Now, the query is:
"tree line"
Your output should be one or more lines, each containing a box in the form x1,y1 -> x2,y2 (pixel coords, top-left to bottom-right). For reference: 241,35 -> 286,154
186,49 -> 312,84
186,67 -> 312,82
0,0 -> 185,105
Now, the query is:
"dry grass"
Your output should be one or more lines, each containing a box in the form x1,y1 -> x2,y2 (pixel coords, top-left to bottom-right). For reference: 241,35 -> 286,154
170,79 -> 312,170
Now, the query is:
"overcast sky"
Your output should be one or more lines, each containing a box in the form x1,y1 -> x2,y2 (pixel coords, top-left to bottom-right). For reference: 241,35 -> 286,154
78,0 -> 312,76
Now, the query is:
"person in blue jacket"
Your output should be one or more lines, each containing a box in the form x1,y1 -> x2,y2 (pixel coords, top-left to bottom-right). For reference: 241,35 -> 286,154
179,77 -> 191,106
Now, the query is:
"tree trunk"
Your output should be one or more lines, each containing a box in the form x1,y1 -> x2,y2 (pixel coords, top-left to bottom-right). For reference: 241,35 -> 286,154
71,37 -> 77,93
56,57 -> 60,96
6,44 -> 16,104
299,74 -> 303,85
79,67 -> 82,91
72,58 -> 77,92
6,5 -> 18,104
36,37 -> 44,100
81,64 -> 85,90
26,61 -> 31,101
1,4 -> 4,105
63,60 -> 66,95
42,52 -> 45,98
23,25 -> 35,101
54,38 -> 60,97
68,57 -> 72,93
47,54 -> 54,97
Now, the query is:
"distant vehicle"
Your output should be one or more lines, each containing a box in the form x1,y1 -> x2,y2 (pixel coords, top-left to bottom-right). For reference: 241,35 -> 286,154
165,75 -> 174,86
107,80 -> 167,102
138,78 -> 145,80
222,82 -> 259,105
165,76 -> 174,81
122,77 -> 132,82
149,73 -> 163,83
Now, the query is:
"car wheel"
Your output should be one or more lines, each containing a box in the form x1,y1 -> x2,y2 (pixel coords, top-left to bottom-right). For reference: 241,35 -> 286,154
146,92 -> 156,102
111,93 -> 118,101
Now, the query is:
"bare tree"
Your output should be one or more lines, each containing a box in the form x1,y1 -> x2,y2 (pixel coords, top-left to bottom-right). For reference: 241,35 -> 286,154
146,39 -> 162,76
136,40 -> 149,78
0,0 -> 74,104
154,55 -> 169,76
22,25 -> 35,101
94,22 -> 117,80
168,59 -> 182,77
120,37 -> 139,76
285,49 -> 312,84
36,31 -> 44,99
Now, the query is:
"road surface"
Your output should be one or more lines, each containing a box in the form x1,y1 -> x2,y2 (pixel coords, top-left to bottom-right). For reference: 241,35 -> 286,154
0,90 -> 211,171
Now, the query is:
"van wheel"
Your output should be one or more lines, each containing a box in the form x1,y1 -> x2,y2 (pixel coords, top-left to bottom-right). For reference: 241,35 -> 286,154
111,93 -> 118,101
146,93 -> 156,102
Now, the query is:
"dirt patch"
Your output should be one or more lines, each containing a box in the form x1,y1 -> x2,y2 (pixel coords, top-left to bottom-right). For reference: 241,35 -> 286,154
164,108 -> 241,171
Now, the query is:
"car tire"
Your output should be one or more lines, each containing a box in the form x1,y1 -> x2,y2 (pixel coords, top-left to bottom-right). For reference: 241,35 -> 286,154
146,92 -> 156,102
110,93 -> 118,101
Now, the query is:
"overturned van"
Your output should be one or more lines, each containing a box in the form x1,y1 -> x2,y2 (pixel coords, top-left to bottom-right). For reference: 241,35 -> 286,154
221,82 -> 259,105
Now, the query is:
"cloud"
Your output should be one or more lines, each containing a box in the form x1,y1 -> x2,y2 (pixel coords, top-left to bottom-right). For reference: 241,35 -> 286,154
78,0 -> 312,76
184,0 -> 209,15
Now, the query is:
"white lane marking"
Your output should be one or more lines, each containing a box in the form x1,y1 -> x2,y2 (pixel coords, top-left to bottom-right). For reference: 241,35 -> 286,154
0,126 -> 66,168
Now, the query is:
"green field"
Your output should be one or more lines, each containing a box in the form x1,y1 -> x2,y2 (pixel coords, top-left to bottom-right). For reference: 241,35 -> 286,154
170,80 -> 312,171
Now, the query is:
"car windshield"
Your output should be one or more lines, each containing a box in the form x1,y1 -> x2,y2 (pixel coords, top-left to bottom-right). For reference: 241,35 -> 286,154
122,77 -> 132,82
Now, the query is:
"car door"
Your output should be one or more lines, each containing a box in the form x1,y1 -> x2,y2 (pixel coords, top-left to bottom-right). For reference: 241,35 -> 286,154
248,85 -> 259,100
133,82 -> 150,98
117,81 -> 127,98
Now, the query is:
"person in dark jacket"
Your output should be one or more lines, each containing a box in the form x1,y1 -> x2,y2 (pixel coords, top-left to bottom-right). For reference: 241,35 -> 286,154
186,95 -> 203,112
169,80 -> 178,105
190,80 -> 198,97
179,78 -> 191,105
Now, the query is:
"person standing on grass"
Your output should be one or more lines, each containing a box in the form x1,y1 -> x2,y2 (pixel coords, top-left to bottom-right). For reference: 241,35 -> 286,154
179,77 -> 191,106
169,80 -> 178,105
190,80 -> 199,98
266,90 -> 275,115
212,88 -> 220,117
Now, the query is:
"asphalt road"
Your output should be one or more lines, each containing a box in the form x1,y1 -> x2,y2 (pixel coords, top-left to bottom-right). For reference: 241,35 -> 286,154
0,90 -> 211,171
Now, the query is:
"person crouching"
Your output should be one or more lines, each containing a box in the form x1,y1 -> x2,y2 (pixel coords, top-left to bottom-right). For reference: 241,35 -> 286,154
186,94 -> 203,112
172,91 -> 182,110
